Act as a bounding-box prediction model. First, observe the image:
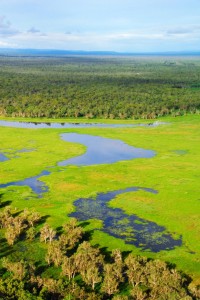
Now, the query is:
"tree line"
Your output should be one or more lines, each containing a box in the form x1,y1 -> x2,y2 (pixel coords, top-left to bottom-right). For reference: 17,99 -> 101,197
0,204 -> 199,299
0,56 -> 199,119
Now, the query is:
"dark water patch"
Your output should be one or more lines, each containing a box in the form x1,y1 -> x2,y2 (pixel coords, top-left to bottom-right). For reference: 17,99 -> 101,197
58,133 -> 155,166
0,153 -> 9,162
0,120 -> 168,129
70,187 -> 182,252
13,148 -> 35,159
17,148 -> 35,153
0,148 -> 35,162
172,150 -> 188,155
0,170 -> 50,198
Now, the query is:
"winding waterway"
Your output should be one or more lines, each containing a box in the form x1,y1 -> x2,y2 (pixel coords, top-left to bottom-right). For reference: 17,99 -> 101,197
0,121 -> 182,251
0,170 -> 50,198
70,187 -> 182,252
0,133 -> 155,196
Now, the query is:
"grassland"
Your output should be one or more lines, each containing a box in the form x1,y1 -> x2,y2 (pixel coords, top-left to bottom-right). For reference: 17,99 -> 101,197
0,115 -> 200,282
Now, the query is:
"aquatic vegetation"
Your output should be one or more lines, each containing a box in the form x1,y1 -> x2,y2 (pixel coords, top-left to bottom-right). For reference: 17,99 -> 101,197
70,187 -> 182,252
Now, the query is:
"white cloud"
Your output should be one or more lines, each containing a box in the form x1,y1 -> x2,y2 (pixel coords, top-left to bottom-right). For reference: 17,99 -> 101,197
0,16 -> 20,36
27,27 -> 41,34
0,0 -> 200,52
0,40 -> 17,47
164,25 -> 200,41
166,25 -> 200,35
1,23 -> 200,52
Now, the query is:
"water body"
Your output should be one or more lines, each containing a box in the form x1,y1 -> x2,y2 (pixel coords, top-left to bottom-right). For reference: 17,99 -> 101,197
0,133 -> 155,196
0,128 -> 182,251
0,148 -> 35,162
0,120 -> 167,129
0,170 -> 50,198
58,133 -> 155,166
0,153 -> 9,162
172,150 -> 188,155
17,148 -> 35,153
70,187 -> 182,252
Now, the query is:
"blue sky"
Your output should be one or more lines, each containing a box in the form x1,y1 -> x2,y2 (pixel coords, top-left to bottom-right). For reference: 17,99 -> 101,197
0,0 -> 200,52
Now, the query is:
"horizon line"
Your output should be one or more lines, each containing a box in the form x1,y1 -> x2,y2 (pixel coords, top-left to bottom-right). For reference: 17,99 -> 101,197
0,48 -> 200,57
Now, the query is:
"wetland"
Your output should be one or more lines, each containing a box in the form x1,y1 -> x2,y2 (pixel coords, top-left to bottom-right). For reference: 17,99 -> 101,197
0,131 -> 155,196
0,56 -> 199,283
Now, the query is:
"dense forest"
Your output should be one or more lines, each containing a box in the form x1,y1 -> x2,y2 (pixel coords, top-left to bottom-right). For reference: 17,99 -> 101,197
0,203 -> 199,300
0,56 -> 200,119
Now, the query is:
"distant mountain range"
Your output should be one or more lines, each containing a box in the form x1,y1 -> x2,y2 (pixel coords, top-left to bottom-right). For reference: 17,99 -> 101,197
0,48 -> 200,57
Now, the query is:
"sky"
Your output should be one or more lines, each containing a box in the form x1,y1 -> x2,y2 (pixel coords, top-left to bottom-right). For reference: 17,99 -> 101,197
0,0 -> 200,52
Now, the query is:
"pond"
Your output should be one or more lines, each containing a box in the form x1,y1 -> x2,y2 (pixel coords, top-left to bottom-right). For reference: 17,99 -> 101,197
58,133 -> 155,166
172,150 -> 188,155
0,153 -> 9,162
70,187 -> 182,252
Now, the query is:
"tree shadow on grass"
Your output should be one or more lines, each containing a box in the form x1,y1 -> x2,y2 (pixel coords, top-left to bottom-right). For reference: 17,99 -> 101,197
98,246 -> 111,263
55,226 -> 63,236
0,200 -> 12,208
34,261 -> 50,276
96,246 -> 132,264
13,210 -> 23,217
0,238 -> 14,258
37,215 -> 51,226
0,193 -> 12,209
121,250 -> 133,260
165,260 -> 192,285
79,221 -> 90,228
81,229 -> 94,242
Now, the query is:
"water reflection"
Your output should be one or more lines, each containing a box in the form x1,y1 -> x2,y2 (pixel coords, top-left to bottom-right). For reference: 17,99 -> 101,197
59,133 -> 155,166
0,133 -> 156,196
0,120 -> 167,129
0,129 -> 181,251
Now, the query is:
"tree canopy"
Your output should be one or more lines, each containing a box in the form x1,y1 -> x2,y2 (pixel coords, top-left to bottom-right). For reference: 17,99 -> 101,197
0,56 -> 199,119
0,204 -> 199,299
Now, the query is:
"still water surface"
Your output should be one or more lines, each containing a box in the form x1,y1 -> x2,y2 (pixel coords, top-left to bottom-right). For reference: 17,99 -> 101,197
0,124 -> 180,251
0,133 -> 155,196
70,187 -> 182,252
0,120 -> 167,129
0,153 -> 9,162
59,133 -> 155,166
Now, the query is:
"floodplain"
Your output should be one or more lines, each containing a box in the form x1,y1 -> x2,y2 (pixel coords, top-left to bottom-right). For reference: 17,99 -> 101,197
0,115 -> 199,282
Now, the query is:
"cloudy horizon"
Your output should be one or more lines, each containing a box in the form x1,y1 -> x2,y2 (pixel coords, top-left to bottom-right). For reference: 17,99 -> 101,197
0,0 -> 200,52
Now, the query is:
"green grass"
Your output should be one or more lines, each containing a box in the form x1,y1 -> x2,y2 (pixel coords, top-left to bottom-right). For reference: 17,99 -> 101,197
0,115 -> 200,282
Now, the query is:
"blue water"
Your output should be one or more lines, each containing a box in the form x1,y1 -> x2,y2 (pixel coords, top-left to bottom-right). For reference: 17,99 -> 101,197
0,148 -> 35,163
0,120 -> 167,129
0,133 -> 155,196
58,133 -> 155,166
0,128 -> 182,252
0,153 -> 9,162
0,170 -> 50,198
